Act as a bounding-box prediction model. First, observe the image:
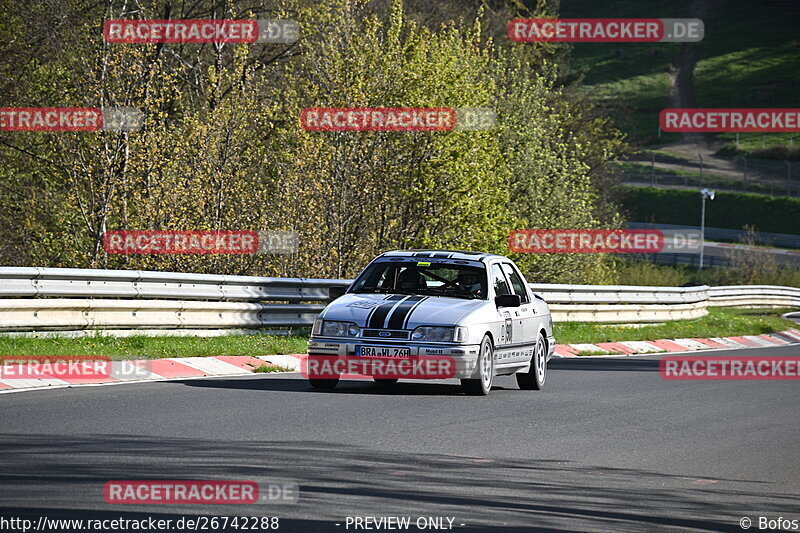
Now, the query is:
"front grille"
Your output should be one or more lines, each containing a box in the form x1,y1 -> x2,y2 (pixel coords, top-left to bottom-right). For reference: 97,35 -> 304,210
362,329 -> 409,339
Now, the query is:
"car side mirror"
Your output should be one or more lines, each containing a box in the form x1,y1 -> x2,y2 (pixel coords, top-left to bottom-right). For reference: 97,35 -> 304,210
495,294 -> 521,308
328,286 -> 347,300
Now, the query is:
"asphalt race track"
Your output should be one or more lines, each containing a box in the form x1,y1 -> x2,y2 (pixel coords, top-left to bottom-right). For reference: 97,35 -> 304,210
1,345 -> 798,532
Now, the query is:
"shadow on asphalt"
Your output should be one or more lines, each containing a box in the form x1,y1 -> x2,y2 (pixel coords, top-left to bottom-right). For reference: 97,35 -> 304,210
181,376 -> 521,396
0,434 -> 789,532
177,358 -> 662,395
548,357 -> 661,372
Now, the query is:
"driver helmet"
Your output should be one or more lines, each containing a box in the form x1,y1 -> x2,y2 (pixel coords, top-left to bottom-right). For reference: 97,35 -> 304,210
458,271 -> 481,294
398,268 -> 423,290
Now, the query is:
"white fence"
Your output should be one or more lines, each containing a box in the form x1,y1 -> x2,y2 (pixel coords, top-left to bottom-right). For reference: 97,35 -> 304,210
0,267 -> 798,332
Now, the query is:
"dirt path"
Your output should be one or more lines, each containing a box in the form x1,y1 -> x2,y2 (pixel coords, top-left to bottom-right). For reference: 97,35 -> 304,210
628,139 -> 796,187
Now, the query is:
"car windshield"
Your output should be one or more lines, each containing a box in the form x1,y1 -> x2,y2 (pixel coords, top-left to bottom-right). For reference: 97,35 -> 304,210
350,260 -> 488,300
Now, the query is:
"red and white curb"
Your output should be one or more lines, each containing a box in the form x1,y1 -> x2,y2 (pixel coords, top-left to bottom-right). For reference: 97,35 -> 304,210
1,330 -> 798,393
553,328 -> 800,358
0,355 -> 294,394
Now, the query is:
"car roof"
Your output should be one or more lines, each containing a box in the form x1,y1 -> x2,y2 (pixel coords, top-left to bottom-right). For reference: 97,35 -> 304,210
381,250 -> 507,263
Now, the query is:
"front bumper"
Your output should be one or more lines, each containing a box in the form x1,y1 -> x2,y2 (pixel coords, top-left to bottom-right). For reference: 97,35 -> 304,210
308,337 -> 482,379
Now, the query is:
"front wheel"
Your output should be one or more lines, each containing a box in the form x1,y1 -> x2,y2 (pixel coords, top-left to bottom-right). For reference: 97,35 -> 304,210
517,332 -> 546,390
461,335 -> 494,396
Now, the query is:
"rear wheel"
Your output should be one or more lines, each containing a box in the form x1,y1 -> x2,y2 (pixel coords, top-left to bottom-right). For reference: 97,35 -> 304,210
309,378 -> 339,389
517,332 -> 546,390
461,335 -> 494,396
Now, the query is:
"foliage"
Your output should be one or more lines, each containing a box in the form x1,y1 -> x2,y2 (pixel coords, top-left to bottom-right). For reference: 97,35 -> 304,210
0,0 -> 625,282
613,260 -> 690,287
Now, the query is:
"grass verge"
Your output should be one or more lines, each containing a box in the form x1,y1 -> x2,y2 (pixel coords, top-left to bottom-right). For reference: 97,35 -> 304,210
563,0 -> 800,142
555,307 -> 797,346
0,334 -> 308,360
254,364 -> 295,373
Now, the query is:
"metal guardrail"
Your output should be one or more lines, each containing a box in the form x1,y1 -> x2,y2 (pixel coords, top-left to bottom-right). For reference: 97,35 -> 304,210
0,267 -> 349,332
708,285 -> 800,309
638,252 -> 729,268
528,284 -> 708,304
528,284 -> 709,323
0,267 -> 350,301
0,268 -> 798,332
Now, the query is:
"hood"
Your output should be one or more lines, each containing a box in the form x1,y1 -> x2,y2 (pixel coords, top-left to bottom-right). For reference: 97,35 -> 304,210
321,293 -> 486,330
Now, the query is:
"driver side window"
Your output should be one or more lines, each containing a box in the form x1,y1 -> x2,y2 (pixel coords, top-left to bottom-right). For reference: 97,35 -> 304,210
501,263 -> 530,304
491,264 -> 511,296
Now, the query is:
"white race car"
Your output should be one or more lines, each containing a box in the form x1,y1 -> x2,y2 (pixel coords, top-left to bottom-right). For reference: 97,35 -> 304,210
308,250 -> 555,395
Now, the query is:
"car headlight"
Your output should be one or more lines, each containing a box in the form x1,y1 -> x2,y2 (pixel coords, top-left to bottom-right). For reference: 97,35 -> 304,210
312,318 -> 323,335
411,326 -> 455,342
321,320 -> 360,337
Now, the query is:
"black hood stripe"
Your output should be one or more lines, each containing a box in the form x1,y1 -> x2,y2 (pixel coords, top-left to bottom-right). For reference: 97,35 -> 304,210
386,296 -> 426,330
367,295 -> 407,329
401,297 -> 428,329
364,295 -> 392,326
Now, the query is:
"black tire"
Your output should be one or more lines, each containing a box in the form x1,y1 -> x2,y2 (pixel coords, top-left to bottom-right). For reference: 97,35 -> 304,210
373,378 -> 399,386
517,332 -> 546,390
461,335 -> 494,396
309,378 -> 339,389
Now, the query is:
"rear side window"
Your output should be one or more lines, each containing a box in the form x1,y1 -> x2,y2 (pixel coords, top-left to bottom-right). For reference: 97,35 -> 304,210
501,263 -> 529,304
491,264 -> 511,296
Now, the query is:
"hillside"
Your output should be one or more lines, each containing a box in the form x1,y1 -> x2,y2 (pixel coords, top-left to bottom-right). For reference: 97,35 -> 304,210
559,0 -> 800,151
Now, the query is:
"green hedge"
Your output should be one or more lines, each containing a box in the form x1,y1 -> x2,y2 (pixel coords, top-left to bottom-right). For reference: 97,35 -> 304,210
619,186 -> 800,234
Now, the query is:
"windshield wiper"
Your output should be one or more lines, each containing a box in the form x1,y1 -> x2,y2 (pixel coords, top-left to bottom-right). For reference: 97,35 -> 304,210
445,292 -> 482,300
352,288 -> 417,295
352,288 -> 393,294
409,288 -> 483,300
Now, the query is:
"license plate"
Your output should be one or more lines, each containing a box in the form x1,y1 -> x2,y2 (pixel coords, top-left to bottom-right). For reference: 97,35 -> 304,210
356,346 -> 411,358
